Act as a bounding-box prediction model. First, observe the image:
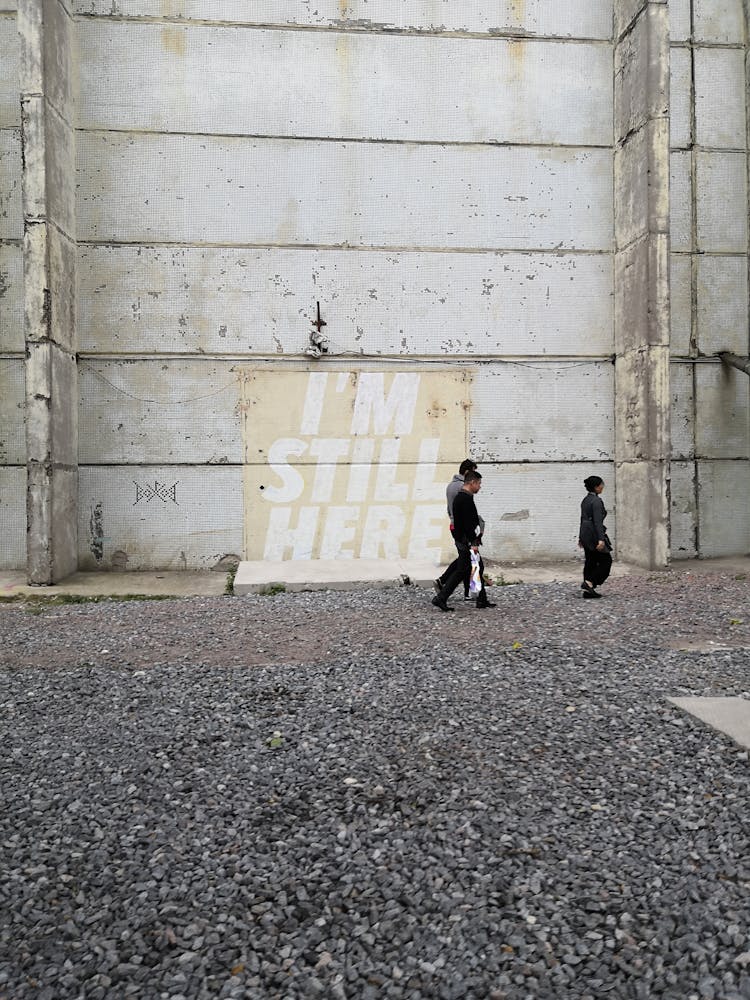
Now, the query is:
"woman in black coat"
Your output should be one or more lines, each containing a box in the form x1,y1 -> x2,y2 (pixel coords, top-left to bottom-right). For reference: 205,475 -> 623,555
578,475 -> 612,599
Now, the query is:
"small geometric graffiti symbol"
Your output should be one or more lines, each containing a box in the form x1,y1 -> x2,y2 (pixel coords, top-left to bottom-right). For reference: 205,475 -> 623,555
133,481 -> 179,505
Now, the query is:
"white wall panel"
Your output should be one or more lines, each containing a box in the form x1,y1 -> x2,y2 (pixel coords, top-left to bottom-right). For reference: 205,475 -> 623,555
693,0 -> 745,43
0,358 -> 25,464
697,459 -> 750,556
468,364 -> 614,463
669,253 -> 691,356
669,460 -> 697,558
695,48 -> 746,149
0,465 -> 25,569
78,360 -> 244,464
77,134 -> 614,251
0,129 -> 22,239
78,465 -> 244,569
74,0 -> 614,39
0,243 -> 23,351
669,47 -> 692,149
474,462 -> 615,562
670,151 -> 692,251
79,24 -> 613,147
77,246 -> 614,358
696,152 -> 748,252
695,364 -> 750,459
669,0 -> 692,41
697,255 -> 749,356
0,18 -> 20,128
670,362 -> 694,460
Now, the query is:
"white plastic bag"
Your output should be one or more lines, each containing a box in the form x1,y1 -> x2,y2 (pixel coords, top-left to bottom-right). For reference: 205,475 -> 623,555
469,549 -> 482,594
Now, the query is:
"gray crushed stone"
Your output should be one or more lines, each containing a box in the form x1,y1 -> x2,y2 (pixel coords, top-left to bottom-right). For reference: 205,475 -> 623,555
1,574 -> 749,1000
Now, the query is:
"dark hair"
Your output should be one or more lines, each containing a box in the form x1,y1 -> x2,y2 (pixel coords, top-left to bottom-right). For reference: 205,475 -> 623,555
459,459 -> 477,476
464,470 -> 482,484
584,475 -> 603,492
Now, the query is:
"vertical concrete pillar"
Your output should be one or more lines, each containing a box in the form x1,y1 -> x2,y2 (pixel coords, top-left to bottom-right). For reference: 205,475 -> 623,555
613,0 -> 670,567
18,0 -> 77,583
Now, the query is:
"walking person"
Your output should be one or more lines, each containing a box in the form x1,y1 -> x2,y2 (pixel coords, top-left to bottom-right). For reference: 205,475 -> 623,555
434,459 -> 479,601
578,475 -> 612,599
432,471 -> 496,611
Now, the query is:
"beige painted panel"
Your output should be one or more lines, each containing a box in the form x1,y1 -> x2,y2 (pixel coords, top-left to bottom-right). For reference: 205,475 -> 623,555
669,253 -> 691,356
0,243 -> 23,351
79,23 -> 613,146
77,246 -> 614,357
77,133 -> 615,251
78,360 -> 244,463
669,0 -> 692,41
0,128 -> 22,239
669,47 -> 692,149
697,459 -> 750,556
696,152 -> 748,252
242,369 -> 468,562
697,255 -> 749,357
670,361 -> 694,460
469,364 -> 614,462
78,465 -> 244,570
669,151 -> 692,251
695,48 -> 746,150
693,0 -> 745,43
695,364 -> 750,459
669,460 -> 697,558
73,0 -> 614,39
0,18 -> 20,127
0,357 -> 25,463
479,461 -> 615,562
0,464 -> 25,569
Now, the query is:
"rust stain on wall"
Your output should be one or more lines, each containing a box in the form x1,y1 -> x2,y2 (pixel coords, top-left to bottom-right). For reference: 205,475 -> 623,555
162,27 -> 186,58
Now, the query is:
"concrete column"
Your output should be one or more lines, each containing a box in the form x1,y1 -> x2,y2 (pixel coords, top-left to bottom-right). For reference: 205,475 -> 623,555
18,0 -> 77,583
613,0 -> 670,567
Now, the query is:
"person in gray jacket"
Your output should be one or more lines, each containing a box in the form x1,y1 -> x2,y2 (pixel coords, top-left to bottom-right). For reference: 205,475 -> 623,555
578,475 -> 612,599
435,459 -> 480,600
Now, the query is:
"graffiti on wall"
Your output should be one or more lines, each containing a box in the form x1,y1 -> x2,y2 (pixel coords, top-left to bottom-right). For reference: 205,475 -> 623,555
241,370 -> 470,561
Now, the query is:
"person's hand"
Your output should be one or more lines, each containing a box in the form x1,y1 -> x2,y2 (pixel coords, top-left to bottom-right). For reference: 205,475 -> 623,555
471,544 -> 479,553
596,540 -> 606,552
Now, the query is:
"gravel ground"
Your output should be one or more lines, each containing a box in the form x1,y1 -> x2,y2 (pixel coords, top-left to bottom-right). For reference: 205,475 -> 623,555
1,572 -> 749,1000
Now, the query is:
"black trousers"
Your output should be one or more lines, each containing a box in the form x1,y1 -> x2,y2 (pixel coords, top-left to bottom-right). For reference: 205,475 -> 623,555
438,542 -> 487,604
438,532 -> 471,597
583,547 -> 612,588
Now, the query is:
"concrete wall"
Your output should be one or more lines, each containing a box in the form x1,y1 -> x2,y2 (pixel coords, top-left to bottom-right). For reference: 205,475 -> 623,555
669,0 -> 750,558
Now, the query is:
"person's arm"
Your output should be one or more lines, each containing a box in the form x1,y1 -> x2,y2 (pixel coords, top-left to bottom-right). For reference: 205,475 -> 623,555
592,497 -> 607,549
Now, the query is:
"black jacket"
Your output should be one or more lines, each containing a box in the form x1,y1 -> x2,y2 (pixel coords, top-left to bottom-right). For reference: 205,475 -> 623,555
579,492 -> 611,551
453,489 -> 482,546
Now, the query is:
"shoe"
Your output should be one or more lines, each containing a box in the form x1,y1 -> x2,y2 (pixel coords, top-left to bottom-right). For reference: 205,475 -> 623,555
433,578 -> 443,594
476,600 -> 497,608
581,581 -> 595,593
583,590 -> 602,599
431,595 -> 453,612
463,593 -> 474,601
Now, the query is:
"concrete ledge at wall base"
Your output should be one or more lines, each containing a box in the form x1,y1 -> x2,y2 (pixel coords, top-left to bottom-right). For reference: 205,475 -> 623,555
668,697 -> 750,751
233,558 -> 439,594
0,571 -> 228,599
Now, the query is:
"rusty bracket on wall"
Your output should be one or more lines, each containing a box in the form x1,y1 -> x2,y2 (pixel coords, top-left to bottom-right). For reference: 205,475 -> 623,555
719,352 -> 750,376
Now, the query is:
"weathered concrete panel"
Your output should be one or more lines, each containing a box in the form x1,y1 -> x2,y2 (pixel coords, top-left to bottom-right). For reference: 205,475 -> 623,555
695,48 -> 746,150
50,344 -> 77,465
78,360 -> 244,464
615,233 -> 669,352
73,0 -> 615,39
669,46 -> 692,149
696,152 -> 748,252
615,345 -> 670,461
0,128 -> 22,239
468,364 -> 614,463
693,0 -> 745,43
26,340 -> 77,465
697,459 -> 750,556
47,225 -> 76,351
78,465 -> 244,570
669,460 -> 697,558
669,150 -> 692,251
615,458 -> 669,565
0,243 -> 23,352
615,5 -> 668,143
669,0 -> 692,41
697,255 -> 749,357
42,0 -> 75,123
669,253 -> 691,356
44,102 -> 76,238
77,246 -> 614,358
79,23 -> 613,147
77,134 -> 615,251
0,17 -> 20,128
695,364 -> 750,459
0,357 -> 25,463
670,361 -> 694,459
0,465 -> 26,570
615,119 -> 669,250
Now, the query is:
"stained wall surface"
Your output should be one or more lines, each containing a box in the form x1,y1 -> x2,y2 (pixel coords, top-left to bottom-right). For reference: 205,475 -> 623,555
669,0 -> 750,558
70,0 -> 616,570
